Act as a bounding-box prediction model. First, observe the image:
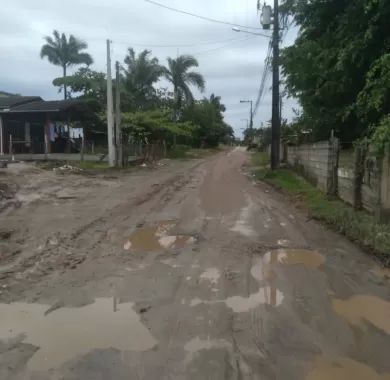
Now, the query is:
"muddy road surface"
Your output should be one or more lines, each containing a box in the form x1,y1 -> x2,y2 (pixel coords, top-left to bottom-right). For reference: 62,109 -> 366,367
1,148 -> 390,380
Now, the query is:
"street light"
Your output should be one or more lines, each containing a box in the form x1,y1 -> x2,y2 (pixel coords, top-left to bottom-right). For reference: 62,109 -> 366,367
240,100 -> 253,130
232,27 -> 270,38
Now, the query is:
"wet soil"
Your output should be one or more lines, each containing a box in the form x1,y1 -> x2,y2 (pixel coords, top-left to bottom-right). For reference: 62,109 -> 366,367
0,150 -> 389,379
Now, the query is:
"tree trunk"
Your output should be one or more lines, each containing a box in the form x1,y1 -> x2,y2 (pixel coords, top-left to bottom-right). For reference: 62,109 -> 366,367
63,65 -> 67,100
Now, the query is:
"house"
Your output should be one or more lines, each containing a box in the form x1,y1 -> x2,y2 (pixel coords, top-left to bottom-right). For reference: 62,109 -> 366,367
0,95 -> 94,155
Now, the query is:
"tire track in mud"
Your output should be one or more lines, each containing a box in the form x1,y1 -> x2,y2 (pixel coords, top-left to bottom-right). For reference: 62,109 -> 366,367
0,165 -> 202,294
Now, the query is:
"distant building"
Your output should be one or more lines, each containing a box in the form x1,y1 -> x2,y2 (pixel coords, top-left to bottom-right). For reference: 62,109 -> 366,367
0,95 -> 92,155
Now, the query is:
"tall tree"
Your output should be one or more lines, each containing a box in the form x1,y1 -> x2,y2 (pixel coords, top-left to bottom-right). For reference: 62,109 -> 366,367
123,48 -> 164,111
52,68 -> 106,106
40,30 -> 93,99
163,55 -> 205,117
281,0 -> 390,142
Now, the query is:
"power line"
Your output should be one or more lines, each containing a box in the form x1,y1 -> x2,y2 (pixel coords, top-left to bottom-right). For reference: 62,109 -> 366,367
252,15 -> 292,119
253,40 -> 273,118
144,0 -> 264,31
111,36 -> 255,49
194,35 -> 257,56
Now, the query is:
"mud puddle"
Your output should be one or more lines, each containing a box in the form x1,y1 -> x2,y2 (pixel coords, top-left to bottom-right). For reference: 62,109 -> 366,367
263,248 -> 325,269
190,284 -> 283,312
124,220 -> 195,252
332,295 -> 390,334
306,356 -> 390,380
191,248 -> 325,311
0,298 -> 157,371
251,248 -> 324,283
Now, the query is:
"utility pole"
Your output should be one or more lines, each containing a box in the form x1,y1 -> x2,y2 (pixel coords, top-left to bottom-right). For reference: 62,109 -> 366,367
271,0 -> 280,170
240,99 -> 253,140
249,100 -> 253,130
106,39 -> 115,167
115,61 -> 123,167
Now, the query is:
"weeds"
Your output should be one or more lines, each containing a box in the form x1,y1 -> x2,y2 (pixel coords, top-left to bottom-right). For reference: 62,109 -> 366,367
252,163 -> 390,265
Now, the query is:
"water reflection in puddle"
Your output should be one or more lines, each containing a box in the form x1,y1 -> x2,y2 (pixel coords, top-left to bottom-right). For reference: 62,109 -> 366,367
306,356 -> 390,380
263,249 -> 325,269
123,220 -> 195,252
0,298 -> 157,371
332,295 -> 390,334
190,285 -> 283,312
200,268 -> 221,285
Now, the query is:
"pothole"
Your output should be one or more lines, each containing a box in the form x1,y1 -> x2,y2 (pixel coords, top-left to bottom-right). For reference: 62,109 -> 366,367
263,248 -> 325,269
124,220 -> 195,252
306,356 -> 390,380
332,294 -> 390,334
0,298 -> 157,371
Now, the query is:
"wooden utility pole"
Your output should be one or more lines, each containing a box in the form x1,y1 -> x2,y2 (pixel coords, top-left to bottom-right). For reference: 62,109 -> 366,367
271,0 -> 280,170
106,39 -> 115,167
115,61 -> 123,167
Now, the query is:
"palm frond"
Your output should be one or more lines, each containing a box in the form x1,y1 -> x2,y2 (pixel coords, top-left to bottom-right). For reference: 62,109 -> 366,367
184,72 -> 205,92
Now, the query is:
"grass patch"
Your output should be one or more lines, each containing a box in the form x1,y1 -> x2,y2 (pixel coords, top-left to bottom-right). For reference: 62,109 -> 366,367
251,151 -> 269,167
167,145 -> 191,159
168,145 -> 223,160
255,168 -> 390,265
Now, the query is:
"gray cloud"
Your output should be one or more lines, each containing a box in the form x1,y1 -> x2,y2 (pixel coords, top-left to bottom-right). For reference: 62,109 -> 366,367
0,0 -> 298,137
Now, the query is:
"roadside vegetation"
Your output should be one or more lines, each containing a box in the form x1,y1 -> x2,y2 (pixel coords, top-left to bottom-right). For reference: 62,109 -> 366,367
251,152 -> 390,266
40,31 -> 234,156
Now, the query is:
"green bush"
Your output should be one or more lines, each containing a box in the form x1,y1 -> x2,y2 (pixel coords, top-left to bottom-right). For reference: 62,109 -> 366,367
254,168 -> 390,265
167,144 -> 191,159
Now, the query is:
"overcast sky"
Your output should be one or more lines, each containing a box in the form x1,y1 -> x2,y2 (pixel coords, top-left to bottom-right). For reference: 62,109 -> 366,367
0,0 -> 298,137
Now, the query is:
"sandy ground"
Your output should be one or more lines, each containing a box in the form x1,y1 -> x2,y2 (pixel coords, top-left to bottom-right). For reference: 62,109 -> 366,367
0,148 -> 389,380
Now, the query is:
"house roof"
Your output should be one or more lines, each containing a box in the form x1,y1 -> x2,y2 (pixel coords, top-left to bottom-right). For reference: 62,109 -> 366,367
4,99 -> 83,113
0,96 -> 43,110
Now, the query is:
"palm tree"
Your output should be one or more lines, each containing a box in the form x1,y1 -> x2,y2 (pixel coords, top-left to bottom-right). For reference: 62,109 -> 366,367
40,30 -> 93,99
163,55 -> 205,117
208,93 -> 226,113
123,48 -> 164,110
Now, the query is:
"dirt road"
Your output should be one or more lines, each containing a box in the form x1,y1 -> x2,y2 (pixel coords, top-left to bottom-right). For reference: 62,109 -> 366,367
1,148 -> 390,380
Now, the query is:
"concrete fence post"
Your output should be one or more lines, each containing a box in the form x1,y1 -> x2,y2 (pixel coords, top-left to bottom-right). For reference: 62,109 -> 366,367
327,137 -> 339,196
353,145 -> 366,210
377,144 -> 390,222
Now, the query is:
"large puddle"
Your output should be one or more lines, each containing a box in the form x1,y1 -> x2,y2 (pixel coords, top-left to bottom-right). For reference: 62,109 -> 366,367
124,220 -> 195,252
251,248 -> 324,283
263,249 -> 325,269
306,356 -> 390,380
190,284 -> 283,312
0,298 -> 157,371
332,295 -> 390,334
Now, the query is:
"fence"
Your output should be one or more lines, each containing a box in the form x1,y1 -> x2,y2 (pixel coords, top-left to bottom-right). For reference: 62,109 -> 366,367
284,140 -> 390,222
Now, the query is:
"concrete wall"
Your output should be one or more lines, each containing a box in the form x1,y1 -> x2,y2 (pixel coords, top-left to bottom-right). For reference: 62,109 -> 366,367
379,146 -> 390,221
287,141 -> 332,193
286,140 -> 388,219
337,167 -> 354,206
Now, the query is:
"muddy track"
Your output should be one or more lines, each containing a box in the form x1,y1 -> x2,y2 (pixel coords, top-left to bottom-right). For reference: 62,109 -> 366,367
0,150 -> 389,380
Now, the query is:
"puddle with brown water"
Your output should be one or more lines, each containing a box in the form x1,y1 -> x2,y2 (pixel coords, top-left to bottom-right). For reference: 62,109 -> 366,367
306,356 -> 390,380
263,248 -> 325,269
332,295 -> 390,334
0,298 -> 157,371
190,284 -> 283,312
123,220 -> 195,252
250,248 -> 324,284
